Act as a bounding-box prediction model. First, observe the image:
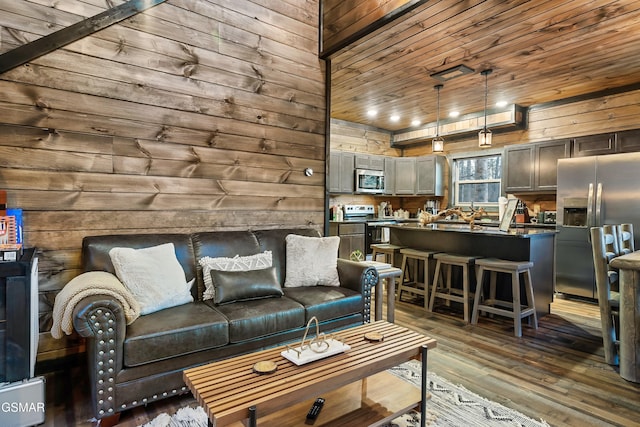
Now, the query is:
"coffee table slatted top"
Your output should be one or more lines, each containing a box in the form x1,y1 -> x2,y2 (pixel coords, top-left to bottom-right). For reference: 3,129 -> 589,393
183,321 -> 437,426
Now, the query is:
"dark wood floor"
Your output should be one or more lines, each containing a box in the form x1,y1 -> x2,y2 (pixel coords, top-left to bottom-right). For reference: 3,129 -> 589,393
41,296 -> 640,427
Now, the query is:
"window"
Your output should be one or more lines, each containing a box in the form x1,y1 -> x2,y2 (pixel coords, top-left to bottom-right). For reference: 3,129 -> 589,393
453,154 -> 502,207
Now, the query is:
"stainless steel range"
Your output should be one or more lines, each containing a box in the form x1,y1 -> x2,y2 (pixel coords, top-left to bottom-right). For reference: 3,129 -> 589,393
343,205 -> 396,255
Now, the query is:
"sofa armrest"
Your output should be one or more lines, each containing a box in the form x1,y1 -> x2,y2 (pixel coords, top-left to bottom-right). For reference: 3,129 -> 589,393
73,295 -> 127,419
337,259 -> 378,323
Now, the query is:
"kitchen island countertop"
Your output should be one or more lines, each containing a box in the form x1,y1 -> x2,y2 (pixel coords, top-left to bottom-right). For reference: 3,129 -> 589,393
390,222 -> 557,237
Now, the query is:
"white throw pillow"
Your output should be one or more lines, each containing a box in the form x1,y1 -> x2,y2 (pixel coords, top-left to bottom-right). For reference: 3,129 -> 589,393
198,251 -> 272,301
109,243 -> 194,315
284,234 -> 340,287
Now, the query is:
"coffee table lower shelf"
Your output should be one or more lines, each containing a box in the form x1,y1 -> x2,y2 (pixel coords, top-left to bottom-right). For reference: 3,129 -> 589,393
228,370 -> 428,427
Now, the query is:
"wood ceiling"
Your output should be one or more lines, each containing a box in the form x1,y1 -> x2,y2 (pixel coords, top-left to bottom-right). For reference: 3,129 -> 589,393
329,0 -> 640,133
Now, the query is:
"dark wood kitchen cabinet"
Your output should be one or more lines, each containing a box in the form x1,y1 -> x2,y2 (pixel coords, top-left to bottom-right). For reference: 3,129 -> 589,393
572,133 -> 617,157
534,139 -> 571,191
329,151 -> 355,193
617,129 -> 640,153
329,222 -> 365,259
504,139 -> 570,193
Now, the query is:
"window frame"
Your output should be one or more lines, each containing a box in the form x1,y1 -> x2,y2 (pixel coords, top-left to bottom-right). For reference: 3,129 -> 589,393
448,148 -> 503,210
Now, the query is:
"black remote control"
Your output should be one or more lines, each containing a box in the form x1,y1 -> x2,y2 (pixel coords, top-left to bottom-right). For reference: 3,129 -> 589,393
305,397 -> 325,423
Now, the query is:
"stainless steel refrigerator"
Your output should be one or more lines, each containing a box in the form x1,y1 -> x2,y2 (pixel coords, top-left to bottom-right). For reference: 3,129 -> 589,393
556,152 -> 640,298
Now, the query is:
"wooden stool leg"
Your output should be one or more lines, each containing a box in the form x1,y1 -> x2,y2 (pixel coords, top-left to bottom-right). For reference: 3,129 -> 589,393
512,270 -> 522,337
428,260 -> 442,312
524,269 -> 538,329
471,266 -> 485,325
444,264 -> 452,307
398,254 -> 409,302
461,264 -> 470,322
422,257 -> 429,310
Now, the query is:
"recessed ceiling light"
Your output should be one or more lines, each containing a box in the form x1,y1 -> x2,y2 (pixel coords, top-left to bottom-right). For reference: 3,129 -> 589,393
411,119 -> 421,126
367,109 -> 378,117
449,111 -> 460,118
390,115 -> 400,122
496,101 -> 508,108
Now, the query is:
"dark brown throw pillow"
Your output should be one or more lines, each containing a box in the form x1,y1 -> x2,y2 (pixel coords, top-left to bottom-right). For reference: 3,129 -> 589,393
209,266 -> 283,305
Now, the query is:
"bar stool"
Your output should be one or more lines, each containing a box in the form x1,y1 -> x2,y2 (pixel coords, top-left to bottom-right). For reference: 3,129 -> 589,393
370,243 -> 405,266
471,258 -> 538,337
428,253 -> 480,323
397,248 -> 439,310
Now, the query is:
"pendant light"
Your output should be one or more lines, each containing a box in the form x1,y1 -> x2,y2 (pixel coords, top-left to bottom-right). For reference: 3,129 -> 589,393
432,84 -> 444,152
478,69 -> 493,148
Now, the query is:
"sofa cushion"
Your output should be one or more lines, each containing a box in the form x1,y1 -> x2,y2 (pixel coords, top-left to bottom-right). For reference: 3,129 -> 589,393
208,297 -> 305,343
109,243 -> 194,315
253,228 -> 321,285
82,234 -> 197,296
283,287 -> 363,322
210,266 -> 283,305
284,234 -> 340,288
199,251 -> 272,301
192,231 -> 262,299
123,301 -> 229,367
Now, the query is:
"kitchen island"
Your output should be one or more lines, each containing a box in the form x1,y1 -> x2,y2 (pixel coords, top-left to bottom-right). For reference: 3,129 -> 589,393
389,223 -> 557,318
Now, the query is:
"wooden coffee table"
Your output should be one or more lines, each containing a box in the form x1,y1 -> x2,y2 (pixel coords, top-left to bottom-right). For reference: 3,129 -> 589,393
183,321 -> 436,427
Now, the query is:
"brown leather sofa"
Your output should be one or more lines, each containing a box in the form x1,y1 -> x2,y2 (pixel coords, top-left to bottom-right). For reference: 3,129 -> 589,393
72,228 -> 377,422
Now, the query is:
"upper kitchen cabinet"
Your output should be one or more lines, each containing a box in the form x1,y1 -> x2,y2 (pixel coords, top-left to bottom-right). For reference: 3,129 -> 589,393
504,145 -> 534,192
354,154 -> 385,170
504,140 -> 571,193
394,157 -> 416,195
384,157 -> 396,195
329,151 -> 355,193
416,155 -> 446,196
572,133 -> 617,157
535,140 -> 572,191
617,129 -> 640,153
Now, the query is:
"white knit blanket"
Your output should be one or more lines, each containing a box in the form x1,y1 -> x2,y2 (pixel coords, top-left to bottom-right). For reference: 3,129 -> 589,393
51,271 -> 141,339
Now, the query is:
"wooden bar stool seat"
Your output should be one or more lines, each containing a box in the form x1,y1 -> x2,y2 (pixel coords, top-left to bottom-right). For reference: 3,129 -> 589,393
471,258 -> 538,337
428,253 -> 481,323
398,248 -> 439,310
370,243 -> 405,266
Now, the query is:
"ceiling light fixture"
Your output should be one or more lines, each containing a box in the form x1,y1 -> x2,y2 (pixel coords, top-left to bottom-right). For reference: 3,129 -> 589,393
431,64 -> 475,82
367,109 -> 378,117
449,111 -> 460,118
411,119 -> 421,127
390,114 -> 400,122
496,100 -> 508,108
432,84 -> 444,153
479,69 -> 493,148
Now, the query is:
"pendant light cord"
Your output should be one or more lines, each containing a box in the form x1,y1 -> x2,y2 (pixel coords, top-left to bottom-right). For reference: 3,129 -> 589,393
435,84 -> 441,137
481,69 -> 492,131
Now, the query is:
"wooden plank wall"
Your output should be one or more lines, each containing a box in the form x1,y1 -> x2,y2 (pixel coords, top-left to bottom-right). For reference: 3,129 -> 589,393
322,0 -> 418,55
0,0 -> 325,362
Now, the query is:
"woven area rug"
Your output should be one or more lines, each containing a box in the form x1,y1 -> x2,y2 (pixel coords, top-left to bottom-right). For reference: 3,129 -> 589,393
140,359 -> 549,427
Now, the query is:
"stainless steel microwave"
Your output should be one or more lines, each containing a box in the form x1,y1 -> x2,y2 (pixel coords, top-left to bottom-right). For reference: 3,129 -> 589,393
355,169 -> 385,194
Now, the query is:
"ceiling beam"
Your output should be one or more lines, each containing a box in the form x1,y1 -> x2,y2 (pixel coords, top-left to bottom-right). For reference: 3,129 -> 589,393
0,0 -> 167,75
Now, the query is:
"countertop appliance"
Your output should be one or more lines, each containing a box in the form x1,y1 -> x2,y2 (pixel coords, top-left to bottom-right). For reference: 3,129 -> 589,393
540,211 -> 556,224
556,152 -> 640,298
355,169 -> 385,194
